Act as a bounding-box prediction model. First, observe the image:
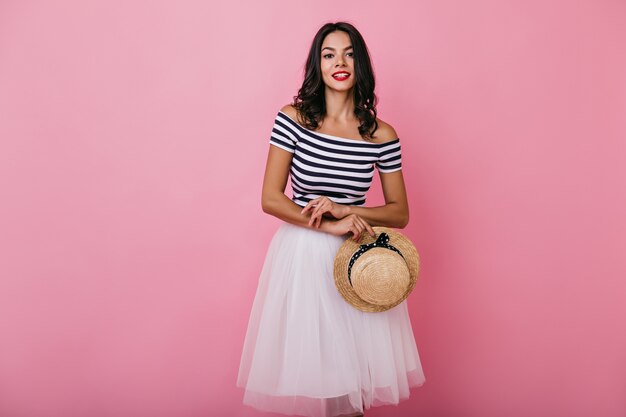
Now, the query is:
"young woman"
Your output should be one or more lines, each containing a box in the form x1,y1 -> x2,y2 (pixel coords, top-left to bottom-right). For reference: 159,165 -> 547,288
236,21 -> 426,417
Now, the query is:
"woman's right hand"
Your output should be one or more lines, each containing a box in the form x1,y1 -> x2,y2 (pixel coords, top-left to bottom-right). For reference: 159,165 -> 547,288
327,214 -> 376,241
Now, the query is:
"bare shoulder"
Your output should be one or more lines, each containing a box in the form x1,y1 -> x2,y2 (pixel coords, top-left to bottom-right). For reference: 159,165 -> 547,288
374,118 -> 399,143
280,103 -> 299,120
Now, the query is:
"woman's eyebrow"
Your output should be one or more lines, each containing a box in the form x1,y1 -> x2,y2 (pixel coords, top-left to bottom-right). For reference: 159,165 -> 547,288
321,46 -> 353,52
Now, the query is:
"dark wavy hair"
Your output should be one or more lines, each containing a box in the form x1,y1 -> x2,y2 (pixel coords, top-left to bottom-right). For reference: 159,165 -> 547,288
291,21 -> 380,140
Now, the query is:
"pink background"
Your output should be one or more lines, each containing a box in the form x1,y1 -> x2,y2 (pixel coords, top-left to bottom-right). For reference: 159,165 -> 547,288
1,1 -> 625,416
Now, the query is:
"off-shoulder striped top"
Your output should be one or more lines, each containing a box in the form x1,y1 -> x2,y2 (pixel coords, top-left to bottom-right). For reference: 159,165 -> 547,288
269,110 -> 402,208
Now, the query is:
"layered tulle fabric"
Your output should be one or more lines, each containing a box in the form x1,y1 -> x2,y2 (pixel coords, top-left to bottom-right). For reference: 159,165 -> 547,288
236,222 -> 425,417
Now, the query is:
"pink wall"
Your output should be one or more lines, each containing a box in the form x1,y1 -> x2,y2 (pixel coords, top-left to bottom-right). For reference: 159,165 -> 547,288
1,1 -> 624,417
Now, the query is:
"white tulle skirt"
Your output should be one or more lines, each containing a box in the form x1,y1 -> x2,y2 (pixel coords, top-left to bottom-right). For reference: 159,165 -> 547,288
236,222 -> 425,417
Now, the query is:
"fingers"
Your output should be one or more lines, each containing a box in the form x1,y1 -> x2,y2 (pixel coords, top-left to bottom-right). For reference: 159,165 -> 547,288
310,206 -> 322,227
354,215 -> 374,237
351,220 -> 365,241
309,200 -> 330,227
349,225 -> 360,241
309,202 -> 323,224
303,199 -> 374,238
352,216 -> 374,240
300,198 -> 317,215
308,204 -> 320,226
315,204 -> 328,228
362,219 -> 375,237
304,197 -> 346,229
300,205 -> 311,215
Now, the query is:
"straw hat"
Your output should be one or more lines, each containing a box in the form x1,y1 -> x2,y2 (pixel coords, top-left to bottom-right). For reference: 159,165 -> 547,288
333,227 -> 420,313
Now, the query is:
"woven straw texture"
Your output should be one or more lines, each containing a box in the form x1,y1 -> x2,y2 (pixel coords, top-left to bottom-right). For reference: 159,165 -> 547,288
333,227 -> 420,313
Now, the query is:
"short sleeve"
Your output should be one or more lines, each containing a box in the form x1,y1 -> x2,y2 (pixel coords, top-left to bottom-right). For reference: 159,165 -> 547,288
269,111 -> 298,153
376,138 -> 402,173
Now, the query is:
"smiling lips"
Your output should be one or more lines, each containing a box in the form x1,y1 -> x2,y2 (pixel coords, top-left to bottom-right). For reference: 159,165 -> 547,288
332,71 -> 351,81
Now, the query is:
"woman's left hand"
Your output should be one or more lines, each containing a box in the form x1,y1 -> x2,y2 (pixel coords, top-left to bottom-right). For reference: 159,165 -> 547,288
301,196 -> 351,228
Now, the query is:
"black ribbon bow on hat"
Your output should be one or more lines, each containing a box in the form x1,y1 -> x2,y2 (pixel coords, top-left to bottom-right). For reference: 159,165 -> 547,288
347,232 -> 405,286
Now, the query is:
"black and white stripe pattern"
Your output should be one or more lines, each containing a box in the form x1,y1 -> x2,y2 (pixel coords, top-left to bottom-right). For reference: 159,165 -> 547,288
269,110 -> 402,208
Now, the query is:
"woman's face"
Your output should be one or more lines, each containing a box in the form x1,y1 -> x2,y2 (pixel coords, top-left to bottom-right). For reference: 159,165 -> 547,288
320,31 -> 355,92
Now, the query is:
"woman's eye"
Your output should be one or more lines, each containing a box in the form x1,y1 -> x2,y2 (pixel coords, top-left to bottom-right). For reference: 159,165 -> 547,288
323,52 -> 353,59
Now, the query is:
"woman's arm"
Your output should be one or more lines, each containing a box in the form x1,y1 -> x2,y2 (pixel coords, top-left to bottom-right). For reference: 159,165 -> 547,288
261,144 -> 337,232
346,120 -> 409,229
344,170 -> 409,229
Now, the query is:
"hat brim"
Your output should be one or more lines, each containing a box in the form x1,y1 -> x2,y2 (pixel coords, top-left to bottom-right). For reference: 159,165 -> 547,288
333,227 -> 420,313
